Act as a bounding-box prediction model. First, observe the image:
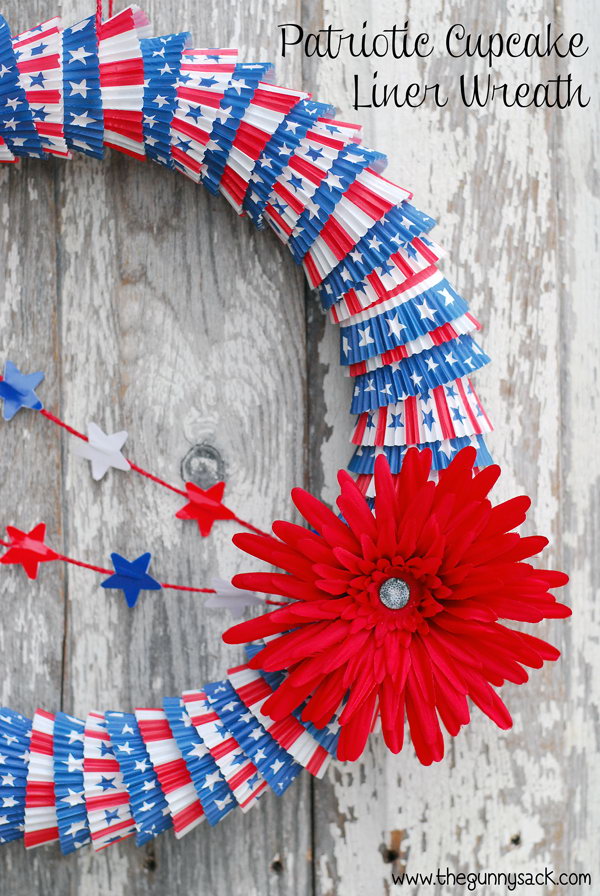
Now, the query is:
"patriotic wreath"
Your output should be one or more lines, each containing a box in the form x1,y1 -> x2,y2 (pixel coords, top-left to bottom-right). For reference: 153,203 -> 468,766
0,2 -> 570,855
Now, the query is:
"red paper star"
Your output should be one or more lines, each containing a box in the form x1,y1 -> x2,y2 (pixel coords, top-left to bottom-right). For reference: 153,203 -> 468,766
0,523 -> 59,579
176,482 -> 236,537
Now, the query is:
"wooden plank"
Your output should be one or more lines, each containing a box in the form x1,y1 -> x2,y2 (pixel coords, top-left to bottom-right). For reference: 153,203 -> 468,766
303,0 -> 596,892
0,0 -> 313,894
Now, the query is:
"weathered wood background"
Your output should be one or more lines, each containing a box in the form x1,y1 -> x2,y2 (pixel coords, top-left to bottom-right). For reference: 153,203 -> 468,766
0,0 -> 597,893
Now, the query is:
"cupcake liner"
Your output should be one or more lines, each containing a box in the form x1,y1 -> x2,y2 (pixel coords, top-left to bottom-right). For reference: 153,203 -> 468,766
203,680 -> 301,795
181,689 -> 267,812
201,63 -> 274,195
352,376 -> 493,447
141,32 -> 190,168
170,49 -> 239,182
301,170 -> 414,283
83,711 -> 136,850
339,274 -> 470,365
13,17 -> 70,158
0,708 -> 31,844
316,203 -> 437,307
346,312 -> 481,376
163,697 -> 235,825
0,16 -> 45,158
98,5 -> 152,159
53,712 -> 90,854
350,334 -> 491,414
134,708 -> 205,838
227,664 -> 332,778
243,644 -> 341,758
288,144 -> 389,262
105,711 -> 172,844
62,15 -> 104,159
219,83 -> 311,214
24,709 -> 59,848
264,118 -> 364,242
243,98 -> 331,226
349,433 -> 493,478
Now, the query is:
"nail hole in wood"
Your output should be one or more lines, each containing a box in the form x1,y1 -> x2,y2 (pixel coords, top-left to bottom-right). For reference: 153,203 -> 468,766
511,833 -> 521,846
380,845 -> 399,864
143,844 -> 157,872
181,442 -> 225,490
270,854 -> 284,874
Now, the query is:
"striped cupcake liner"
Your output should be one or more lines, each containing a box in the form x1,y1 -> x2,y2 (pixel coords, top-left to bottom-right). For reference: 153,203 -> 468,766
203,680 -> 301,795
62,15 -> 104,159
349,433 -> 493,476
340,277 -> 470,366
53,712 -> 90,854
346,313 -> 481,376
0,16 -> 45,157
13,17 -> 70,158
162,697 -> 236,826
350,334 -> 491,414
227,664 -> 333,777
98,5 -> 152,159
141,32 -> 190,167
218,82 -> 311,213
24,709 -> 59,849
243,643 -> 341,757
301,172 -> 414,284
170,50 -> 246,181
314,202 -> 437,303
201,63 -> 274,194
288,144 -> 387,262
352,377 -> 493,447
181,689 -> 268,812
0,708 -> 31,844
105,711 -> 173,844
83,711 -> 137,850
243,98 -> 331,225
135,708 -> 205,838
265,118 -> 365,242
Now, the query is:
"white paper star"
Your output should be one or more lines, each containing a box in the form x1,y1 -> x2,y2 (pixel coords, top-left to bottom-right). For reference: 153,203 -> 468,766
205,578 -> 264,619
72,422 -> 130,481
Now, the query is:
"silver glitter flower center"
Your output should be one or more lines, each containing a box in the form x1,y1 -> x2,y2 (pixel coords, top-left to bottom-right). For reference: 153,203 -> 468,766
378,577 -> 411,610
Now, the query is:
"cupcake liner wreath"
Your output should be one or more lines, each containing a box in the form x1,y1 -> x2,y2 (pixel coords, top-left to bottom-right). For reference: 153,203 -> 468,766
0,1 -> 570,853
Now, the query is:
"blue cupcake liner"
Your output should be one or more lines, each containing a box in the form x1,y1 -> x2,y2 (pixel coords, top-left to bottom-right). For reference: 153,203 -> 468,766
202,63 -> 273,194
53,712 -> 91,854
243,645 -> 340,757
340,278 -> 469,365
349,434 -> 494,475
244,98 -> 332,227
0,708 -> 31,844
317,204 -> 437,310
104,711 -> 172,845
163,697 -> 236,825
288,144 -> 387,262
62,15 -> 104,159
0,16 -> 44,158
350,334 -> 491,413
203,680 -> 301,795
141,32 -> 190,168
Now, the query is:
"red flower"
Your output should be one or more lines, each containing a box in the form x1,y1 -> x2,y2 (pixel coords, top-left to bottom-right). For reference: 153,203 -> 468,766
223,448 -> 570,765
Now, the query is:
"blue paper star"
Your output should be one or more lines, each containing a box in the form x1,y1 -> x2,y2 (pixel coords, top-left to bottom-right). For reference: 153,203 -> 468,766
101,552 -> 162,608
104,808 -> 120,824
98,775 -> 116,791
422,410 -> 435,429
0,361 -> 44,421
29,73 -> 46,88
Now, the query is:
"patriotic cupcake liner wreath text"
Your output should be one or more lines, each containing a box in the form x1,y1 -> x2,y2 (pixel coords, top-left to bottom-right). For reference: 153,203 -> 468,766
0,1 -> 569,854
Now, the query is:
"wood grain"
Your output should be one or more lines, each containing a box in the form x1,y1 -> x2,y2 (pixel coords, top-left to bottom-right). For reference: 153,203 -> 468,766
0,0 -> 597,894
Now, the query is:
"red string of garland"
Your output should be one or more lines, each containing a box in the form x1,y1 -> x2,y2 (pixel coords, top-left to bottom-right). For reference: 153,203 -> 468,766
0,378 -> 270,540
95,0 -> 114,32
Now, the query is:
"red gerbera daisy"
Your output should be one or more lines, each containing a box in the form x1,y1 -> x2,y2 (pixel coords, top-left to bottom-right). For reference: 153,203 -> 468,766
223,447 -> 570,765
